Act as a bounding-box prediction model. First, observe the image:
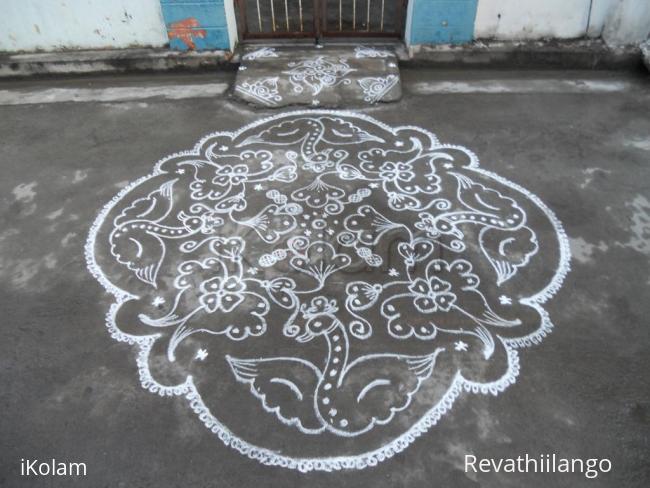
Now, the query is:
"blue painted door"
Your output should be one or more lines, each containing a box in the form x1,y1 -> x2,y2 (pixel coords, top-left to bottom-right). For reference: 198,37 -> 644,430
410,0 -> 477,45
160,0 -> 230,50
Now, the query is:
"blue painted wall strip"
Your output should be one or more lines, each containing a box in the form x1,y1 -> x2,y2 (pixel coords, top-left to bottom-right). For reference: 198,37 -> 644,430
160,0 -> 229,50
410,0 -> 478,45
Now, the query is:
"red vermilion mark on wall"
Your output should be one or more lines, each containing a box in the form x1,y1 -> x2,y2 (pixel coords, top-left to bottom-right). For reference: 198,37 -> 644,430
168,18 -> 206,50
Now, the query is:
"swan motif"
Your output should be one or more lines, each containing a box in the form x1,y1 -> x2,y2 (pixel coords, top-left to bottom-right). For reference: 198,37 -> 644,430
109,179 -> 227,287
238,116 -> 385,173
227,297 -> 445,436
415,172 -> 539,284
109,179 -> 178,286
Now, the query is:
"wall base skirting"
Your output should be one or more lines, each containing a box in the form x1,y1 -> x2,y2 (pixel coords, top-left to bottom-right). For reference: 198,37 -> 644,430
0,49 -> 234,79
405,39 -> 644,70
0,40 -> 643,79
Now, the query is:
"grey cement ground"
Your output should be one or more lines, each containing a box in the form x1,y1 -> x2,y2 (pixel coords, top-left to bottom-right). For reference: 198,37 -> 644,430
1,68 -> 649,487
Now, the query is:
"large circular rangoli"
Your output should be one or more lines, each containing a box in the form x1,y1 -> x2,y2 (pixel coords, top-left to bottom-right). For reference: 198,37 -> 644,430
86,111 -> 570,471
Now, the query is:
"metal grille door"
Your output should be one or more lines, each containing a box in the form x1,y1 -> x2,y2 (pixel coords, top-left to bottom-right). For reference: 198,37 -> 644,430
322,0 -> 405,37
236,0 -> 318,38
235,0 -> 405,39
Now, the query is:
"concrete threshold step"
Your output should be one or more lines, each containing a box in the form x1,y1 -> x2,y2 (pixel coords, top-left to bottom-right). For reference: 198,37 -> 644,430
234,46 -> 401,108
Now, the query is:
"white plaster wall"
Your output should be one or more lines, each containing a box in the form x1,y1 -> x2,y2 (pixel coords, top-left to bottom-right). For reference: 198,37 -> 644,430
474,0 -> 592,40
0,0 -> 168,52
474,0 -> 650,45
587,0 -> 618,37
598,0 -> 650,45
404,0 -> 416,47
224,0 -> 239,51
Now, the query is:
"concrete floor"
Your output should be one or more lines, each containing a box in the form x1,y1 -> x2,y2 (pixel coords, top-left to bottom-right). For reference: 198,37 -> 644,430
1,68 -> 649,487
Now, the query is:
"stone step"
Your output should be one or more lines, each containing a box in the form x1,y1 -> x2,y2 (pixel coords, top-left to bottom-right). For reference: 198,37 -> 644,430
234,45 -> 401,108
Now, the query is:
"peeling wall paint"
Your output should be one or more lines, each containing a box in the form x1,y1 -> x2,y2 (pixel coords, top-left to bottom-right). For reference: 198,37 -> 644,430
0,0 -> 168,52
160,0 -> 231,51
167,18 -> 207,50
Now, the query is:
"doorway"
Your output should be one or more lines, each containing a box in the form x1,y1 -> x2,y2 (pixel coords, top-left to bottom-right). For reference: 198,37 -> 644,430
234,0 -> 407,40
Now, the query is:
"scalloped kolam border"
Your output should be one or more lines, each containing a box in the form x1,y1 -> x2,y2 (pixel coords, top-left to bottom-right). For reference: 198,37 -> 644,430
85,110 -> 571,472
